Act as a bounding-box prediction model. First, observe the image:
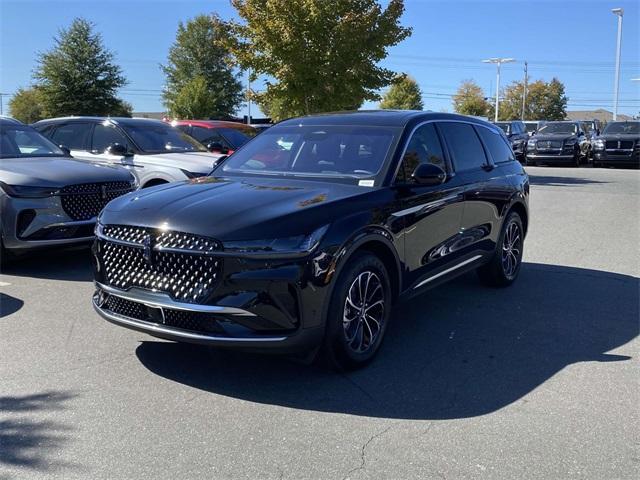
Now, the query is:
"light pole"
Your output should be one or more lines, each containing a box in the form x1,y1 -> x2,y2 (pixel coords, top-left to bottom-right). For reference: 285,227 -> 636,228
521,61 -> 528,120
482,58 -> 515,122
612,8 -> 623,121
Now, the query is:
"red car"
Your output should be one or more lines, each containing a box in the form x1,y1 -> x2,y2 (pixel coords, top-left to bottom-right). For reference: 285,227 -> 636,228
171,120 -> 257,154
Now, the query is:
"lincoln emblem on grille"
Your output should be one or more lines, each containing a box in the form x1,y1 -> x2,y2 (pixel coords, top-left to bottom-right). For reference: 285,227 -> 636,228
142,234 -> 153,265
546,141 -> 551,148
618,140 -> 621,149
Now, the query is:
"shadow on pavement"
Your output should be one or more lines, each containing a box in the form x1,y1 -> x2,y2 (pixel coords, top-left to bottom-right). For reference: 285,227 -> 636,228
0,246 -> 93,282
136,263 -> 638,420
528,174 -> 608,187
0,391 -> 76,471
0,293 -> 23,318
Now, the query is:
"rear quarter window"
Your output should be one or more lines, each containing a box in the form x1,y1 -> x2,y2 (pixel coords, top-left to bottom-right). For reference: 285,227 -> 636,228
438,122 -> 488,172
477,126 -> 515,164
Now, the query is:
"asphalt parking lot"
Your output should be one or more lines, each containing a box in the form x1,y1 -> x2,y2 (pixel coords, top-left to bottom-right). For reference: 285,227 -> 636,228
1,166 -> 639,480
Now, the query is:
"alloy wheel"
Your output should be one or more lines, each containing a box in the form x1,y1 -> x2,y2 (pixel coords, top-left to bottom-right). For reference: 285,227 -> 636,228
343,271 -> 385,354
501,221 -> 522,279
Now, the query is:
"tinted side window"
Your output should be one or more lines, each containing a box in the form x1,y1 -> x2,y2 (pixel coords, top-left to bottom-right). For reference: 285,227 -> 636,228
191,127 -> 229,148
397,123 -> 446,183
438,122 -> 488,172
477,126 -> 515,164
92,124 -> 129,153
50,123 -> 93,150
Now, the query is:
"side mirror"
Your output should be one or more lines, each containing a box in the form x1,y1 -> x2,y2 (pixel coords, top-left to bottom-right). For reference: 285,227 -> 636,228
596,129 -> 601,136
207,142 -> 229,155
105,143 -> 131,157
212,155 -> 228,169
59,145 -> 71,156
411,163 -> 447,186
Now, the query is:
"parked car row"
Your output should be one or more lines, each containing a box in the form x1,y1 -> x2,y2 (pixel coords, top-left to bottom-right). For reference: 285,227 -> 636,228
492,118 -> 639,168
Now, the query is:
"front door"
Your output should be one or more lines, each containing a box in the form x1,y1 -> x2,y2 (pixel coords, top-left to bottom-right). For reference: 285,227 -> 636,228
392,122 -> 466,291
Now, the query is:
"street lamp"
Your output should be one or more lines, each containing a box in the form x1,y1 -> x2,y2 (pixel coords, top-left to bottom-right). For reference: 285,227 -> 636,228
612,8 -> 623,121
482,58 -> 515,122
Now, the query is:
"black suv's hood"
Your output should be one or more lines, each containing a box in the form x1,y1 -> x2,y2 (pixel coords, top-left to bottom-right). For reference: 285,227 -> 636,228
533,133 -> 578,142
0,156 -> 133,187
101,176 -> 376,240
597,133 -> 639,141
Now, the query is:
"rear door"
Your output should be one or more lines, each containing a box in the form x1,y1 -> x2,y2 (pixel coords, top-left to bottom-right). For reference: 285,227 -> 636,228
48,122 -> 93,158
437,121 -> 508,259
392,122 -> 466,291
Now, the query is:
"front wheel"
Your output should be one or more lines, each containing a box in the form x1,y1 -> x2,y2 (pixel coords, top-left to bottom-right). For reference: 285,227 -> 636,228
320,252 -> 392,370
477,211 -> 524,287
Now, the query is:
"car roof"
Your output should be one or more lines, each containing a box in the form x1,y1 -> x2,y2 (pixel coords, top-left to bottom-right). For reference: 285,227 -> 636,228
0,116 -> 24,125
171,119 -> 256,130
33,116 -> 169,127
276,110 -> 494,128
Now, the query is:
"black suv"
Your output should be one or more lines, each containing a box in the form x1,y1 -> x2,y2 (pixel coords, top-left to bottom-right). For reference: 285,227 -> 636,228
592,121 -> 640,168
92,111 -> 529,370
526,121 -> 590,167
493,121 -> 528,162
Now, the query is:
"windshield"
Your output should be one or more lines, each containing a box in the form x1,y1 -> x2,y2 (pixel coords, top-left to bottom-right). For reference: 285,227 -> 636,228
0,124 -> 65,159
537,122 -> 577,135
123,122 -> 207,153
603,122 -> 640,135
220,125 -> 399,183
495,123 -> 510,134
219,127 -> 257,148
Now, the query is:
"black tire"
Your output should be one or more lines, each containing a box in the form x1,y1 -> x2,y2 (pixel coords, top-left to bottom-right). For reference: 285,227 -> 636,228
0,239 -> 14,269
477,211 -> 524,287
572,150 -> 581,167
320,252 -> 392,371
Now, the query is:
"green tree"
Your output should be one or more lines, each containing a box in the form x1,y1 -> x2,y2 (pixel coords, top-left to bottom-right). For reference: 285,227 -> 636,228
8,87 -> 47,123
226,0 -> 411,121
169,76 -> 221,119
452,80 -> 490,117
162,14 -> 243,119
34,18 -> 128,117
379,75 -> 423,110
498,78 -> 567,121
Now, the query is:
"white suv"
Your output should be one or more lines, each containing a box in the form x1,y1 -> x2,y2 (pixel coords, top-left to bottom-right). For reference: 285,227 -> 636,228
33,117 -> 223,188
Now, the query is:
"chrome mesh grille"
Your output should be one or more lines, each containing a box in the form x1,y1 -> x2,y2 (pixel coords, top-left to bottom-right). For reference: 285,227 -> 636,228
104,295 -> 225,333
61,182 -> 132,221
98,225 -> 222,304
101,225 -> 220,251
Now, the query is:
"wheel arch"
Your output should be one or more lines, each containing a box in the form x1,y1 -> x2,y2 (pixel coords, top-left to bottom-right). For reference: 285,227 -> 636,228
507,200 -> 528,237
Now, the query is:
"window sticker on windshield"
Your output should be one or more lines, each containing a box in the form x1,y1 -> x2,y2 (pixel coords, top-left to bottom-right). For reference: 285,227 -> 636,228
359,179 -> 375,187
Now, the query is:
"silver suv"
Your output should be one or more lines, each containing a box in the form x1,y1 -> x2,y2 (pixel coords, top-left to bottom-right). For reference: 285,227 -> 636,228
0,118 -> 135,260
33,117 -> 222,188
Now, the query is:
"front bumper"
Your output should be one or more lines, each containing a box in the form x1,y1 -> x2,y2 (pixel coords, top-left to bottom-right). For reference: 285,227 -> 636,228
526,153 -> 575,163
92,282 -> 324,352
1,194 -> 95,250
593,150 -> 640,165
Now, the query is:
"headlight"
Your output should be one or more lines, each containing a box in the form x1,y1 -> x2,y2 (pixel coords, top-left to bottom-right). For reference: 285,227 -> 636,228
593,139 -> 605,150
564,139 -> 577,146
224,225 -> 329,254
527,140 -> 536,148
0,182 -> 60,198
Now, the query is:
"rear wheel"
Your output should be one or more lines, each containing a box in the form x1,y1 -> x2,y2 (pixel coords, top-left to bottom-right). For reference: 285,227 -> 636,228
477,211 -> 524,287
320,252 -> 391,370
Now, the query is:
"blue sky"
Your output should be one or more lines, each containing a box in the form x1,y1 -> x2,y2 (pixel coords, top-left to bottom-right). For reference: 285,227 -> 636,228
1,0 -> 639,118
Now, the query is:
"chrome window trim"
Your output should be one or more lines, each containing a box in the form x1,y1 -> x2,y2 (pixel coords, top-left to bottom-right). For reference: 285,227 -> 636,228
391,118 -> 502,184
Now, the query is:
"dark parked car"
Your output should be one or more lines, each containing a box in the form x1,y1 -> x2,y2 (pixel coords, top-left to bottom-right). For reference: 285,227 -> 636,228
171,120 -> 258,154
92,111 -> 529,370
591,121 -> 640,168
493,121 -> 528,161
0,117 -> 135,261
526,121 -> 590,167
